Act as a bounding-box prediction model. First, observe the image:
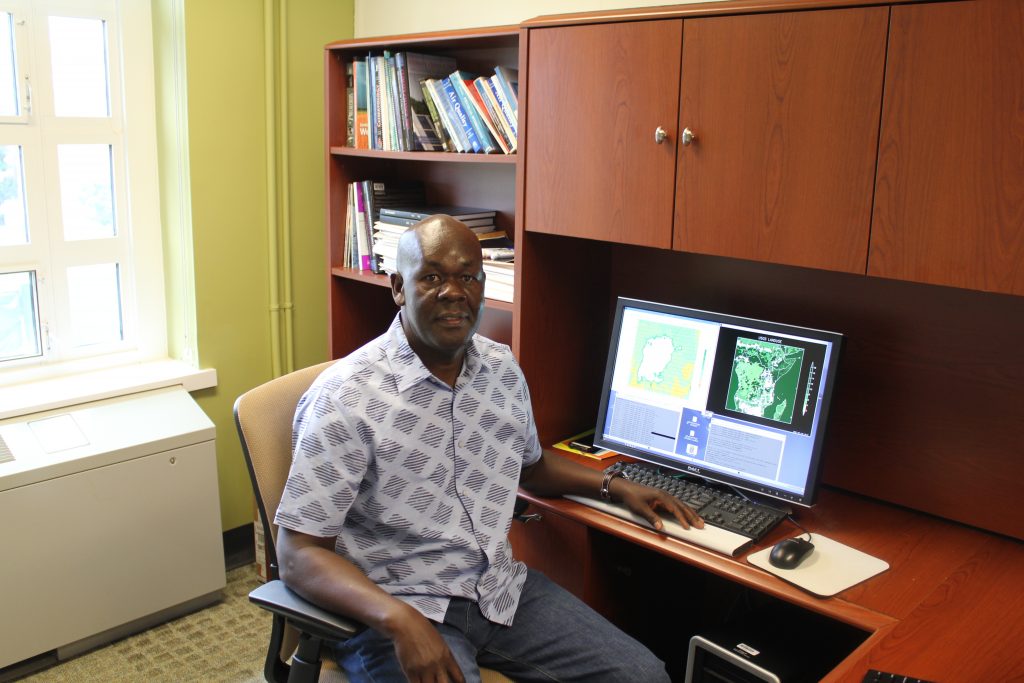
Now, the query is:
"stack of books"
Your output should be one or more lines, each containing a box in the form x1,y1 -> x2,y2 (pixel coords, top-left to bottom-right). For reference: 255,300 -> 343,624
482,257 -> 514,303
347,50 -> 518,155
344,180 -> 425,272
367,205 -> 514,303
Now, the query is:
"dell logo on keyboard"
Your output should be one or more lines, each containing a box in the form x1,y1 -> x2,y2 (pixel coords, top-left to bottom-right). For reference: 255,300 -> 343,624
687,465 -> 702,475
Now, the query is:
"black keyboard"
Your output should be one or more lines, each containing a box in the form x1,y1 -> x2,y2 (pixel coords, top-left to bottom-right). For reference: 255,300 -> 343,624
862,670 -> 935,683
607,462 -> 788,541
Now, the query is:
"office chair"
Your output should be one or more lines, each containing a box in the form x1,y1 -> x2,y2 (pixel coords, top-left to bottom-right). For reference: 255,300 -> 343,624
234,361 -> 515,683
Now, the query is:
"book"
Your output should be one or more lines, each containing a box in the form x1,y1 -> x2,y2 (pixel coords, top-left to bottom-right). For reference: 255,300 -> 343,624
450,69 -> 499,154
393,51 -> 412,150
362,181 -> 426,220
385,52 -> 403,150
361,180 -> 426,272
342,187 -> 353,268
425,78 -> 469,152
467,75 -> 511,154
367,53 -> 384,149
377,53 -> 396,150
552,429 -> 614,460
398,53 -> 458,151
428,78 -> 471,152
478,231 -> 513,249
372,220 -> 408,237
378,53 -> 396,150
493,66 -> 519,115
380,205 -> 496,221
345,61 -> 355,147
376,213 -> 426,228
475,76 -> 516,154
440,76 -> 482,153
353,59 -> 369,148
377,213 -> 494,230
482,247 -> 515,262
489,74 -> 517,139
352,182 -> 372,271
483,261 -> 514,285
484,279 -> 514,303
419,78 -> 453,151
482,252 -> 514,302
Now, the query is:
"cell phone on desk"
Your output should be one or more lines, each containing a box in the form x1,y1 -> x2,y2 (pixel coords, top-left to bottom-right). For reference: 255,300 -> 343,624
569,432 -> 601,453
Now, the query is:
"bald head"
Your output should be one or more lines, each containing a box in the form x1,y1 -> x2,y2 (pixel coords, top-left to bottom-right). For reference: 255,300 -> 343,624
396,215 -> 482,278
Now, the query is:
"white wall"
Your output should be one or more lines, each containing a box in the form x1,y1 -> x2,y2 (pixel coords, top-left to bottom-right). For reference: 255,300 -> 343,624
355,0 -> 717,37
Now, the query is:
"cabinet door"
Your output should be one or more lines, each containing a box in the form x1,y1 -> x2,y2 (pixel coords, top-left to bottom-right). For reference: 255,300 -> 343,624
523,21 -> 682,248
674,8 -> 887,272
869,1 -> 1024,296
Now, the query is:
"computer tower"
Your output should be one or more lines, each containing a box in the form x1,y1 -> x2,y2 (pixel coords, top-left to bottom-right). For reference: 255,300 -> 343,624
685,606 -> 855,683
686,629 -> 802,683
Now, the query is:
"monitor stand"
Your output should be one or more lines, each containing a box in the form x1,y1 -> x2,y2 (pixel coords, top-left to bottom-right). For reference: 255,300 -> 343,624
730,487 -> 793,516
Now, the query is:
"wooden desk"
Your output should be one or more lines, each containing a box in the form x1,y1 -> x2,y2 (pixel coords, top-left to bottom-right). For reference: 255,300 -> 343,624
511,451 -> 1024,682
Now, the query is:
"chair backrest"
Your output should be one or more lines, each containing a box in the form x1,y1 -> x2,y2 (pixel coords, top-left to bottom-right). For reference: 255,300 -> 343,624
234,360 -> 335,578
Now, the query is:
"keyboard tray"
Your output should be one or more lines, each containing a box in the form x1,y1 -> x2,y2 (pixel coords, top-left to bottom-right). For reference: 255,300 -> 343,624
564,495 -> 753,556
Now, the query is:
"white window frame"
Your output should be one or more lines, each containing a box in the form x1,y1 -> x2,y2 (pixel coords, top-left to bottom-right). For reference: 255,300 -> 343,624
0,0 -> 168,385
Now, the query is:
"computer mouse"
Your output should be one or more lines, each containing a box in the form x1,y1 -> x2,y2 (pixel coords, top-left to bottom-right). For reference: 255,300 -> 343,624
769,536 -> 814,569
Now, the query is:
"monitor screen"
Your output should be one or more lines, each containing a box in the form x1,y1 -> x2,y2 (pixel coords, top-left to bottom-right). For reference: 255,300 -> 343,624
593,297 -> 843,507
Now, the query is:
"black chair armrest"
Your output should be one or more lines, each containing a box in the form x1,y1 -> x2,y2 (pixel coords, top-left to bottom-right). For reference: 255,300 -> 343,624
513,496 -> 543,523
249,579 -> 364,643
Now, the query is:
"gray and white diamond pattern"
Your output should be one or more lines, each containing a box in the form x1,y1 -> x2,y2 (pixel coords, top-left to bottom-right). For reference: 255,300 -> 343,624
276,316 -> 541,626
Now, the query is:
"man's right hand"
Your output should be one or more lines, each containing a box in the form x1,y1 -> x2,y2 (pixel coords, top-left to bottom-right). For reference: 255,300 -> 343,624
277,528 -> 466,682
386,603 -> 465,683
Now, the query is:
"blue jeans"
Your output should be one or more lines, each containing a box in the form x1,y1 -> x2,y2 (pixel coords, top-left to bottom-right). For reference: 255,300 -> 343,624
334,569 -> 670,682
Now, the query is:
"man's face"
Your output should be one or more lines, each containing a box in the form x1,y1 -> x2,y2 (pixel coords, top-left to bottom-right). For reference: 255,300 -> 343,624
392,222 -> 485,364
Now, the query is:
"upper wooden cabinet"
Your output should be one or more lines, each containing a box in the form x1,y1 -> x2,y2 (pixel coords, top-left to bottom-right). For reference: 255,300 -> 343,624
869,0 -> 1024,296
523,20 -> 682,248
522,7 -> 888,272
674,8 -> 888,272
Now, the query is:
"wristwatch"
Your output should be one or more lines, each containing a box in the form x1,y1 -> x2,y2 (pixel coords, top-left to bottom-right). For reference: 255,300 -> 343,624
600,469 -> 623,501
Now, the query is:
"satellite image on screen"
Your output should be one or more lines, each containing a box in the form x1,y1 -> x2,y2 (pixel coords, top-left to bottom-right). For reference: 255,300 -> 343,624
726,337 -> 804,425
629,319 -> 700,399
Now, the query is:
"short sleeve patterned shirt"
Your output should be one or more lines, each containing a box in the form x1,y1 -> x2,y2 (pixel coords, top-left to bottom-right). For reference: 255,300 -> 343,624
275,315 -> 542,626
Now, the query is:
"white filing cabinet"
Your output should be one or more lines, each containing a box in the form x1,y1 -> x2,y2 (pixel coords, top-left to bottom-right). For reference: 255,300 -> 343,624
0,386 -> 225,670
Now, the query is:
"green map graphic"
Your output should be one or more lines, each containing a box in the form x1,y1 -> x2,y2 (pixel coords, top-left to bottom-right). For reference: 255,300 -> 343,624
628,320 -> 700,399
726,337 -> 804,424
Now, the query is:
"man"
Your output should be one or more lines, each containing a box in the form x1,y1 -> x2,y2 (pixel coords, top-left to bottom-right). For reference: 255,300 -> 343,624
275,215 -> 702,682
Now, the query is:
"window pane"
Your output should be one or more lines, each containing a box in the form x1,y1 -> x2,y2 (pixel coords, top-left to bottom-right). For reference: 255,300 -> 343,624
0,271 -> 42,361
49,16 -> 109,117
67,262 -> 122,346
0,145 -> 28,245
0,12 -> 17,116
58,144 -> 115,240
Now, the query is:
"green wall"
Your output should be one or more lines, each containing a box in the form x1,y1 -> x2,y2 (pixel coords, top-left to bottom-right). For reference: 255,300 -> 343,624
287,3 -> 348,371
155,0 -> 354,532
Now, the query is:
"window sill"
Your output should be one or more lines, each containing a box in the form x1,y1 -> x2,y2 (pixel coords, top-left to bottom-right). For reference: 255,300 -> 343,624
0,359 -> 217,421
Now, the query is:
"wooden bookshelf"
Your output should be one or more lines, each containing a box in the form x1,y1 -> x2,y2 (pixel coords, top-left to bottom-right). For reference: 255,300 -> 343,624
324,27 -> 520,360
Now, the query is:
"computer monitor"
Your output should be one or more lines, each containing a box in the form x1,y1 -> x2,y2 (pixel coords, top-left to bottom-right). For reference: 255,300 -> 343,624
593,297 -> 843,508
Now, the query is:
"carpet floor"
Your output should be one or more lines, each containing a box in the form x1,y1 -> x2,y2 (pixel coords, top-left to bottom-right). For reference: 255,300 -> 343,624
18,564 -> 271,682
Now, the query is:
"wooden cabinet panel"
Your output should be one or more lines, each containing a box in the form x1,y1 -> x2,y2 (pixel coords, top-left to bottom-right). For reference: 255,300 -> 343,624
674,8 -> 888,272
509,503 -> 591,602
869,0 -> 1024,295
523,21 -> 682,248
